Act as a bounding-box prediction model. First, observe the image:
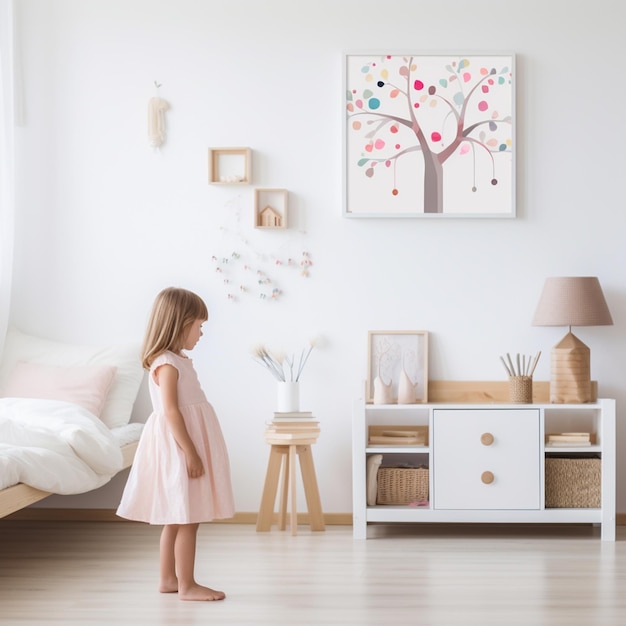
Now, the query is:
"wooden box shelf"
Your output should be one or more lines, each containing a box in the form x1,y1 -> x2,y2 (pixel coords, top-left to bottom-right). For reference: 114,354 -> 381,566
208,147 -> 251,184
255,188 -> 288,228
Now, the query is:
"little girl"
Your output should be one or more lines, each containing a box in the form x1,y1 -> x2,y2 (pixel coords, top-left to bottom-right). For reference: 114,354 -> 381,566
117,287 -> 234,601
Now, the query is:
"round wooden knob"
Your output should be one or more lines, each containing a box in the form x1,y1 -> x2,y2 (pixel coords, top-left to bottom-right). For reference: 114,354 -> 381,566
481,471 -> 495,485
480,432 -> 494,446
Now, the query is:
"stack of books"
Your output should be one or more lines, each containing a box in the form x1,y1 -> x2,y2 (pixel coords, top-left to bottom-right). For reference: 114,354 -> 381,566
545,432 -> 593,447
265,412 -> 320,442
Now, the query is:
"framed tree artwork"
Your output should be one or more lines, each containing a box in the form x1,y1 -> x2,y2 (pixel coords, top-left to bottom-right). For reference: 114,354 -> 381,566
367,331 -> 429,404
344,53 -> 515,218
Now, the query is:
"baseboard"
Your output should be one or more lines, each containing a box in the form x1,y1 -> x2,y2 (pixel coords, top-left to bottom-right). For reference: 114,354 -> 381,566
2,509 -> 353,525
5,509 -> 625,527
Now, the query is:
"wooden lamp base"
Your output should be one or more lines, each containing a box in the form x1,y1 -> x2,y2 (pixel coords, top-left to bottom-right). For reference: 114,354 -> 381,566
550,331 -> 592,403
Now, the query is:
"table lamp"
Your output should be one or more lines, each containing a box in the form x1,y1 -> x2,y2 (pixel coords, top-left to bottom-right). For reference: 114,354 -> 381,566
532,276 -> 613,403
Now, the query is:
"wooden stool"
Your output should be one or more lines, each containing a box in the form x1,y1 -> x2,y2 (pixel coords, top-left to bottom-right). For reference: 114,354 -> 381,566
256,427 -> 325,536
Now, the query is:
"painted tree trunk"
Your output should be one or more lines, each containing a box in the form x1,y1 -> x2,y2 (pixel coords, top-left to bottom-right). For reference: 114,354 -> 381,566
423,153 -> 443,214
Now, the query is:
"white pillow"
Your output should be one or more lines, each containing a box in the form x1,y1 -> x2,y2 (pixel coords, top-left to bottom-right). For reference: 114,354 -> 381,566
366,454 -> 383,506
3,361 -> 117,419
0,327 -> 145,429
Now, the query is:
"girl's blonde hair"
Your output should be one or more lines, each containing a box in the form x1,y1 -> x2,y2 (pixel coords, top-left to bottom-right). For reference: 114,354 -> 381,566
141,287 -> 209,369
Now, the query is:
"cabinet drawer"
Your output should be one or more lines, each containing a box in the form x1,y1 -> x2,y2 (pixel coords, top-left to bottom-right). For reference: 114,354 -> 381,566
433,409 -> 541,510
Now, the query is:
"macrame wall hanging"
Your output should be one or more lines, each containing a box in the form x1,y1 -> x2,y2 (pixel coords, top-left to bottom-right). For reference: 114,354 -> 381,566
148,81 -> 170,149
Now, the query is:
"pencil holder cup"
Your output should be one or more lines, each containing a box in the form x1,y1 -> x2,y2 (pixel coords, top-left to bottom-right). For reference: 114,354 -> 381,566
509,376 -> 532,403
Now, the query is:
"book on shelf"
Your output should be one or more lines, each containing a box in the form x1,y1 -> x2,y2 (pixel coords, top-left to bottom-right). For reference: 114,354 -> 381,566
546,441 -> 591,448
267,420 -> 320,429
266,424 -> 320,435
545,432 -> 594,445
367,425 -> 428,447
272,411 -> 314,420
368,435 -> 425,445
368,430 -> 426,446
381,430 -> 418,438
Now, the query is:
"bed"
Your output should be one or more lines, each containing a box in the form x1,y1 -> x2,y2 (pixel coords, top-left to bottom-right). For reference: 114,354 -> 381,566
0,327 -> 146,518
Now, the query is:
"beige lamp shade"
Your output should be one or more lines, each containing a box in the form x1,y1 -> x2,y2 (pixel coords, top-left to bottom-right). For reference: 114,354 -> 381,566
532,277 -> 613,328
532,277 -> 612,403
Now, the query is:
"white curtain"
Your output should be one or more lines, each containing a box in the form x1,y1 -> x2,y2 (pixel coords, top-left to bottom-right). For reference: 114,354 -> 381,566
0,0 -> 16,356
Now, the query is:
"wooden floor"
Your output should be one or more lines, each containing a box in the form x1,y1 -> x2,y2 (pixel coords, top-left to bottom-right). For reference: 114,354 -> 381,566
1,520 -> 626,625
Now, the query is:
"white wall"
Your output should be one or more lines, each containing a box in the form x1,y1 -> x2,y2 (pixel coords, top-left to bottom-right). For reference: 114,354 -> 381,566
11,0 -> 626,514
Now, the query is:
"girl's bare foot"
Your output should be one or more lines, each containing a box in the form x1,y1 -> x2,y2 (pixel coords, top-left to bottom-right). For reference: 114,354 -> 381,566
159,577 -> 178,593
179,583 -> 226,601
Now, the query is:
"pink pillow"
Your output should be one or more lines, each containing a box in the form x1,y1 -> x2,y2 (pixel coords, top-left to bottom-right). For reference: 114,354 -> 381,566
3,361 -> 117,419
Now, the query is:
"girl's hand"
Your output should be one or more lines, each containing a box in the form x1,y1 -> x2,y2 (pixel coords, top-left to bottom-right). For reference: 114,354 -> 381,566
186,452 -> 205,479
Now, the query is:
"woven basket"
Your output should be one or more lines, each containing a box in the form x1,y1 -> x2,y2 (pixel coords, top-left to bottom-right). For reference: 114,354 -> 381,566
376,467 -> 429,505
545,457 -> 601,508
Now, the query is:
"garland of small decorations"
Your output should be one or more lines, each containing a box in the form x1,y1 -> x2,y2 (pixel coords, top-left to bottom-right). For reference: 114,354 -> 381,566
210,195 -> 313,302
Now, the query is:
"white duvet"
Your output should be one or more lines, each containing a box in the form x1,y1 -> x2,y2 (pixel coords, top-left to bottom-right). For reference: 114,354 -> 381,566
0,397 -> 124,493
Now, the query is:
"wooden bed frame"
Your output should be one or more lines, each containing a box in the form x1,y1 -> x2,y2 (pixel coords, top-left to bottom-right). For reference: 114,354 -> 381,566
0,440 -> 139,519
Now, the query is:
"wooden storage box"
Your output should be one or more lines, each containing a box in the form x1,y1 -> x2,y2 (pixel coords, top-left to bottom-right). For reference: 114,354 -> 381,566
545,457 -> 601,508
377,467 -> 429,505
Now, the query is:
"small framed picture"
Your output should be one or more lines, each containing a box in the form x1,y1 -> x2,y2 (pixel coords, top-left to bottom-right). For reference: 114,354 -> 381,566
367,330 -> 429,404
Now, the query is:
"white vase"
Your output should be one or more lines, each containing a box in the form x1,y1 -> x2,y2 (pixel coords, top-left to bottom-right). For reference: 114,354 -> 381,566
373,376 -> 393,405
398,368 -> 418,404
277,381 -> 300,413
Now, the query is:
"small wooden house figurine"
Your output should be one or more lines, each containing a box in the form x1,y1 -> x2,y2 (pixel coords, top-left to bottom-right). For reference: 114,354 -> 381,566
254,188 -> 289,229
258,205 -> 285,228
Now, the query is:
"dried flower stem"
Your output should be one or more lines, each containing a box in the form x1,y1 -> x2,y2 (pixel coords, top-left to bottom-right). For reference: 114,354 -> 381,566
252,341 -> 317,383
295,345 -> 314,381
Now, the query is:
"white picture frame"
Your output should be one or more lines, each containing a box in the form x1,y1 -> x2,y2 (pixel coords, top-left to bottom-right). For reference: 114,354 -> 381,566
344,53 -> 515,218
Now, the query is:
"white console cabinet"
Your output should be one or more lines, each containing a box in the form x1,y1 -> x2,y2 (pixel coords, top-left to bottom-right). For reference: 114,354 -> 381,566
352,399 -> 615,540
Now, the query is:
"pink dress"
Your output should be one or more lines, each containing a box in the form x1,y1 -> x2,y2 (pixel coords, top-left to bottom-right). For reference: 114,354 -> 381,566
117,351 -> 234,525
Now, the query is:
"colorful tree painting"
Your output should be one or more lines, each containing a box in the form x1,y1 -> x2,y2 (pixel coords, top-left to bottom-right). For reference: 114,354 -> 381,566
345,54 -> 514,216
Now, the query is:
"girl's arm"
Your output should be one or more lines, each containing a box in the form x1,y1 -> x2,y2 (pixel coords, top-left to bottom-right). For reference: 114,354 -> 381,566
155,363 -> 205,478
